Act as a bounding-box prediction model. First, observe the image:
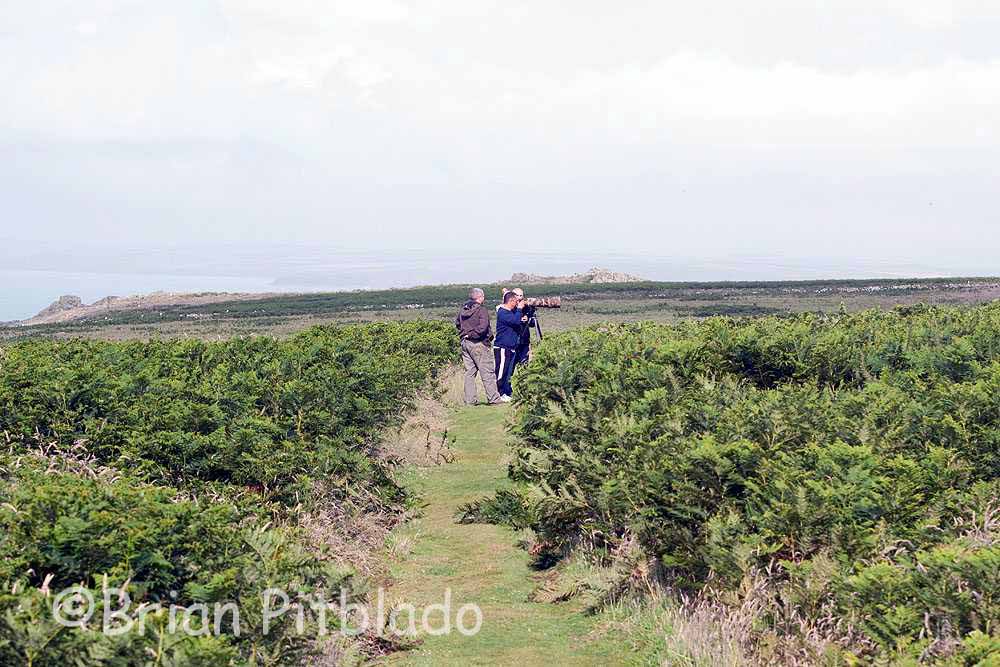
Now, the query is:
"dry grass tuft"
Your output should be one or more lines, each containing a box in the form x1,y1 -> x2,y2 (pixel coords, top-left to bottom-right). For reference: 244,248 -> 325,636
655,570 -> 867,667
537,534 -> 878,666
953,500 -> 999,547
377,365 -> 461,466
591,576 -> 866,667
3,436 -> 123,482
298,486 -> 403,584
436,363 -> 466,407
530,532 -> 659,608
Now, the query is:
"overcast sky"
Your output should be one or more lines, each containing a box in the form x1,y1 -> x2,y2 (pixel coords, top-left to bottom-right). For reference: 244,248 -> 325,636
2,1 -> 999,262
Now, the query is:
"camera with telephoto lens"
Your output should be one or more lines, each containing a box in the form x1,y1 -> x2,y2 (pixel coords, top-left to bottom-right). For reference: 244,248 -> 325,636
520,297 -> 561,309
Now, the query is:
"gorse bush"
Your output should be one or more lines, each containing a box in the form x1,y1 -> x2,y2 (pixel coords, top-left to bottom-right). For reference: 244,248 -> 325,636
0,322 -> 455,665
503,304 -> 1000,663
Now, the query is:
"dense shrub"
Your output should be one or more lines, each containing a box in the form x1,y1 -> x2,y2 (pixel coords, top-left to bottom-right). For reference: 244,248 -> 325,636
0,322 -> 455,665
0,453 -> 352,666
500,305 -> 1000,663
0,322 -> 454,503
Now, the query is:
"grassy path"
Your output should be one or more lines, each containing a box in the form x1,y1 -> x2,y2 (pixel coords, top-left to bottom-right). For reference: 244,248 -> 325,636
383,403 -> 622,666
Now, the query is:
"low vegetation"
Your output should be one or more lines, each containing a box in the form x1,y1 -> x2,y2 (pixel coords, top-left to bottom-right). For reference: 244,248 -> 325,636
5,276 -> 998,337
469,304 -> 1000,664
5,290 -> 1000,665
0,321 -> 454,666
0,322 -> 453,503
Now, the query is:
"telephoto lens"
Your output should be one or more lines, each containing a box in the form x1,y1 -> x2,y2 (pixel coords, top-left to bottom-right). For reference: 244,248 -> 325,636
520,297 -> 561,308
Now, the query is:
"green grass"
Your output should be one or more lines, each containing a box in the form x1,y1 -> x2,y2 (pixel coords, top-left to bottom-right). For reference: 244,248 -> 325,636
384,401 -> 634,666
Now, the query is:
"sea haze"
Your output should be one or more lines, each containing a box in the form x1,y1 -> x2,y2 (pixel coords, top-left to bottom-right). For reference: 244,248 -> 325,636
0,240 -> 992,322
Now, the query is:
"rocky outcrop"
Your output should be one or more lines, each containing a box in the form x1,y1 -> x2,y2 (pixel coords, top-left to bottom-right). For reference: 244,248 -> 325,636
30,295 -> 84,321
91,296 -> 122,308
508,267 -> 645,285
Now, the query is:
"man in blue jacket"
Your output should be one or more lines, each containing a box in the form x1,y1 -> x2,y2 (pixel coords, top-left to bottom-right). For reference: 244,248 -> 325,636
493,290 -> 526,399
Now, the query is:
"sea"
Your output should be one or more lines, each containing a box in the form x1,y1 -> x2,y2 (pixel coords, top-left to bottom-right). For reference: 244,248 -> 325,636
0,241 -> 992,322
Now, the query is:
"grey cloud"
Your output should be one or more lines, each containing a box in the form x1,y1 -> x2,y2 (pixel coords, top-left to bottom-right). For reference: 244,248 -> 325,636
1,0 -> 999,263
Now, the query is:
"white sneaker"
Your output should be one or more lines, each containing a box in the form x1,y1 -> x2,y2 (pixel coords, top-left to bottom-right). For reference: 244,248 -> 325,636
498,395 -> 513,403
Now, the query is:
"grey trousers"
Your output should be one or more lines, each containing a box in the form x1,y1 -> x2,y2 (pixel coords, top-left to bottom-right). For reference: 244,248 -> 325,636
460,339 -> 501,405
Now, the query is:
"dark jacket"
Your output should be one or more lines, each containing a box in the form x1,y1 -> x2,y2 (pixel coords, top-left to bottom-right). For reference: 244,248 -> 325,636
456,300 -> 491,342
517,306 -> 534,348
518,318 -> 533,348
494,306 -> 524,349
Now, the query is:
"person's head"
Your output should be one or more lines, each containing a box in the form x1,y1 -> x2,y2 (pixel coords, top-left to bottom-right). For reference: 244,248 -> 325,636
512,287 -> 524,305
469,287 -> 485,304
502,290 -> 519,309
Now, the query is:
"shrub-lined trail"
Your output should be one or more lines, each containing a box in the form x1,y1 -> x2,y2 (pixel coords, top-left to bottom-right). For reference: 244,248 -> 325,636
5,308 -> 998,665
386,402 -> 621,666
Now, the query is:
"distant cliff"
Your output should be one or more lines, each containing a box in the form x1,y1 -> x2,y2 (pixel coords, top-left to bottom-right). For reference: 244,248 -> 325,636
20,292 -> 281,326
508,267 -> 645,285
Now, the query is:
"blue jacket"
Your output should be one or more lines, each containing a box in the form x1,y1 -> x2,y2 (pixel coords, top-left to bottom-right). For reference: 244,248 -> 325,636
494,306 -> 523,348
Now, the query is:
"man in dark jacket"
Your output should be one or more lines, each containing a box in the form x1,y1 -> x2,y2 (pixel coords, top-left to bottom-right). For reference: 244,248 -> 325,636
455,288 -> 503,405
493,290 -> 527,399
